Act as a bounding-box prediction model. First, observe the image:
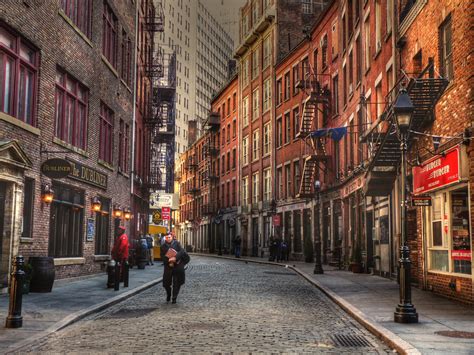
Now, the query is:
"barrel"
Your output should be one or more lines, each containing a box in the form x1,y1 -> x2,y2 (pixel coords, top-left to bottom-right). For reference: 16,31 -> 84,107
29,257 -> 55,292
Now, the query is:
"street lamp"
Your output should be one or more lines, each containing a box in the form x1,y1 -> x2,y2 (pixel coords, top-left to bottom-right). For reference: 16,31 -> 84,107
393,88 -> 418,324
313,180 -> 324,274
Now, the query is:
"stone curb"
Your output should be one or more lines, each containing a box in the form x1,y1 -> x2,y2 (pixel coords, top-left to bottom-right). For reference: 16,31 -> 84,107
5,276 -> 163,354
193,253 -> 420,355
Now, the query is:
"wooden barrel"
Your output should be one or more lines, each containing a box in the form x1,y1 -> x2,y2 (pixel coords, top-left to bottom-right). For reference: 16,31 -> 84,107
29,257 -> 55,292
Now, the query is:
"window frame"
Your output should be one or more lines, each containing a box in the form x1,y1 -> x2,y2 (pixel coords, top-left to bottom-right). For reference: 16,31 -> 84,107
99,102 -> 114,164
102,1 -> 119,68
60,0 -> 93,39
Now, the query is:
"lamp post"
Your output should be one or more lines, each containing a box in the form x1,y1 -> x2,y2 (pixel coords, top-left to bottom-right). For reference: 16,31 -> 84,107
313,180 -> 324,274
393,88 -> 418,323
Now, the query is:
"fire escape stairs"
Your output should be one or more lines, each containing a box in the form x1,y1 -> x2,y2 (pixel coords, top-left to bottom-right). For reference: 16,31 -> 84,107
363,59 -> 449,196
296,95 -> 317,139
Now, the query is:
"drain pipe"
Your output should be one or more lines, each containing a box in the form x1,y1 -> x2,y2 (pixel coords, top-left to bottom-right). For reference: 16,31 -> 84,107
130,1 -> 139,215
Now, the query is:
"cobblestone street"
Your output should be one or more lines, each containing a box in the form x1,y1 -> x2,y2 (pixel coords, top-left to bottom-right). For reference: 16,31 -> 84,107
22,257 -> 393,353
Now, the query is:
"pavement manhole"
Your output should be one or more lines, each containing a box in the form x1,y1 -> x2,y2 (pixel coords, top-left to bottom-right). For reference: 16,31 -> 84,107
182,322 -> 222,331
263,271 -> 296,276
106,307 -> 156,319
331,334 -> 374,348
435,331 -> 474,339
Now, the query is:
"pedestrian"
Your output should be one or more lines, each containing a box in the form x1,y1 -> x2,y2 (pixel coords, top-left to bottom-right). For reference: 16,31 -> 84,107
160,233 -> 188,304
233,235 -> 242,258
276,237 -> 282,262
146,234 -> 154,265
281,240 -> 288,261
111,225 -> 129,280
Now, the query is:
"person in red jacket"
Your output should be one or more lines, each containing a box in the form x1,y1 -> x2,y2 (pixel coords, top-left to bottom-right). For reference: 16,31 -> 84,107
112,225 -> 129,262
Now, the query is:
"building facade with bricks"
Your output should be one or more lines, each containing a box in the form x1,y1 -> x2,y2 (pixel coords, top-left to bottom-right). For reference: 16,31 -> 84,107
0,0 -> 156,288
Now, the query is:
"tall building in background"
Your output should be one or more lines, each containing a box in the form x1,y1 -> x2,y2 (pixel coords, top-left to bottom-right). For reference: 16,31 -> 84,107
156,0 -> 233,158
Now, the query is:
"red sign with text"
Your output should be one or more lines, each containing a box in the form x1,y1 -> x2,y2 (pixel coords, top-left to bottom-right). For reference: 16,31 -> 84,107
162,207 -> 171,220
451,250 -> 472,261
413,147 -> 460,195
273,215 -> 281,226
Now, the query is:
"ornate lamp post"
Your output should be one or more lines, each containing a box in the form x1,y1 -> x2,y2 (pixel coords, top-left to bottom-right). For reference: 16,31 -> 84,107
313,180 -> 324,274
393,88 -> 418,323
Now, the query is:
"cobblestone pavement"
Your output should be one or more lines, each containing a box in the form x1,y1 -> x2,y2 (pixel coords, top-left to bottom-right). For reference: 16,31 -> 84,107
21,257 -> 394,354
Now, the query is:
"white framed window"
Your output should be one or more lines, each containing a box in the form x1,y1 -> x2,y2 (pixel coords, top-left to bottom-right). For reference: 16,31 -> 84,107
252,172 -> 259,204
242,136 -> 249,165
263,78 -> 271,112
263,168 -> 271,201
242,56 -> 249,87
242,95 -> 249,126
242,176 -> 249,206
252,88 -> 259,120
263,123 -> 271,155
263,35 -> 271,68
252,129 -> 260,161
252,48 -> 259,79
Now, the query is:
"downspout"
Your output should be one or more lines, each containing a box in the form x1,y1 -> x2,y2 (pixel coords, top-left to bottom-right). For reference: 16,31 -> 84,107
130,1 -> 139,225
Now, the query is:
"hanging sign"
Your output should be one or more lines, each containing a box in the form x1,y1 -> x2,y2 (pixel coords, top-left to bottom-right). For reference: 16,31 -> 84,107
412,147 -> 460,195
411,195 -> 432,207
162,207 -> 171,220
152,210 -> 162,224
41,158 -> 72,179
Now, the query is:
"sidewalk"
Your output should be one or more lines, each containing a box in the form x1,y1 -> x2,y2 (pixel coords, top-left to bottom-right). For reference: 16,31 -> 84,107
0,263 -> 164,353
201,254 -> 474,355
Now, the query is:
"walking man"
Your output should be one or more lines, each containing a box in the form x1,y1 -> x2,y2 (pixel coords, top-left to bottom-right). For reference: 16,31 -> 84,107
233,235 -> 242,258
161,234 -> 186,304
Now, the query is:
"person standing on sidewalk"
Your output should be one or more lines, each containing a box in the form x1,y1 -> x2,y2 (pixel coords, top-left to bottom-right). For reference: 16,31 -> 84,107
111,226 -> 129,279
146,234 -> 154,265
233,235 -> 241,258
160,234 -> 186,304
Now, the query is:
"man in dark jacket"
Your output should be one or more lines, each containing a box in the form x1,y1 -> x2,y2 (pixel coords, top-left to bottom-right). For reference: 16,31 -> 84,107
160,234 -> 186,304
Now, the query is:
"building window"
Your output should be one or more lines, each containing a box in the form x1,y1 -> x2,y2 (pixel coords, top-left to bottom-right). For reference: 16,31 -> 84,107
277,117 -> 282,147
285,164 -> 291,198
222,128 -> 226,146
263,35 -> 271,68
242,56 -> 249,86
293,107 -> 300,139
386,0 -> 393,34
375,0 -> 382,53
294,160 -> 300,196
439,15 -> 453,81
277,167 -> 283,199
276,78 -> 282,105
284,72 -> 290,101
242,176 -> 249,206
227,123 -> 231,143
332,75 -> 339,115
263,78 -> 271,112
321,34 -> 328,68
232,148 -> 236,169
21,178 -> 34,238
242,96 -> 249,126
227,151 -> 230,171
61,0 -> 92,38
0,25 -> 38,126
232,180 -> 236,206
233,92 -> 237,111
99,102 -> 114,164
227,98 -> 231,116
263,168 -> 271,201
292,64 -> 300,95
284,112 -> 291,144
55,69 -> 88,150
364,15 -> 371,72
252,48 -> 259,79
252,88 -> 259,120
331,21 -> 338,57
102,1 -> 118,68
233,119 -> 237,138
49,183 -> 84,258
252,0 -> 260,25
118,119 -> 130,173
95,197 -> 110,255
302,56 -> 309,79
263,123 -> 271,155
121,30 -> 132,86
302,0 -> 313,14
356,35 -> 362,83
252,129 -> 259,161
242,136 -> 249,165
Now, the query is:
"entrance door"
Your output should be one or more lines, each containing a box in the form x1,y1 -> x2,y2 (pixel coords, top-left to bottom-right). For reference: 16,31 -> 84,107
366,210 -> 374,271
0,182 -> 8,288
252,217 -> 258,256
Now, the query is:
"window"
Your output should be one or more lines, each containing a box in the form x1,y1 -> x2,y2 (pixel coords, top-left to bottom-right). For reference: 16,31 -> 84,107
241,16 -> 249,39
294,160 -> 300,196
0,25 -> 38,125
293,107 -> 300,139
227,151 -> 230,171
21,178 -> 34,238
375,0 -> 382,53
277,117 -> 283,147
121,30 -> 132,86
349,50 -> 354,94
302,57 -> 310,79
263,35 -> 271,68
227,123 -> 230,142
233,119 -> 236,138
263,168 -> 271,201
55,69 -> 88,150
356,35 -> 362,83
263,78 -> 271,112
242,56 -> 249,86
332,75 -> 339,115
242,176 -> 249,206
95,197 -> 110,255
60,0 -> 92,38
233,93 -> 237,111
99,102 -> 114,164
222,128 -> 226,145
252,0 -> 260,24
386,0 -> 393,34
252,89 -> 259,120
364,15 -> 371,72
292,64 -> 300,95
285,164 -> 291,198
302,0 -> 312,14
227,98 -> 231,116
439,15 -> 453,81
357,109 -> 365,163
375,82 -> 383,120
284,112 -> 291,143
331,21 -> 338,57
232,148 -> 236,169
343,65 -> 347,106
252,129 -> 259,161
232,180 -> 236,206
276,78 -> 282,105
252,172 -> 259,204
242,96 -> 249,126
242,136 -> 249,165
313,49 -> 318,78
334,139 -> 340,179
284,72 -> 290,100
252,48 -> 259,79
49,183 -> 84,258
263,123 -> 271,155
321,34 -> 328,68
102,1 -> 118,67
221,155 -> 225,175
277,167 -> 283,199
118,119 -> 130,173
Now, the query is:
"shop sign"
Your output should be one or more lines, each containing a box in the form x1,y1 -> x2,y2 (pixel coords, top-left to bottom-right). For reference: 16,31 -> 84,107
86,218 -> 95,242
411,195 -> 432,207
451,250 -> 471,261
41,158 -> 72,179
412,147 -> 460,195
152,210 -> 162,224
162,207 -> 171,220
149,192 -> 179,209
67,159 -> 108,189
342,177 -> 364,198
273,214 -> 281,226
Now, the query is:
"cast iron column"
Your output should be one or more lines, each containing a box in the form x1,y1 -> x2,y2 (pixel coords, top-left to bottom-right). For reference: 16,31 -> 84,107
6,256 -> 25,328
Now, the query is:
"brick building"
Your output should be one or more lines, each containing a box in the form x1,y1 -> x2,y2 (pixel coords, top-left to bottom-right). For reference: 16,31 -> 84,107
0,0 -> 156,288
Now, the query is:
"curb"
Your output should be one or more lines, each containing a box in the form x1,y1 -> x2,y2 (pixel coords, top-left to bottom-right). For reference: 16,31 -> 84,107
193,253 -> 420,355
6,276 -> 163,354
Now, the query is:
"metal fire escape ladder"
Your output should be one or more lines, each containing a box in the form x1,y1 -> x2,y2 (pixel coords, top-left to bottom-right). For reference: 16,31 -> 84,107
362,58 -> 449,196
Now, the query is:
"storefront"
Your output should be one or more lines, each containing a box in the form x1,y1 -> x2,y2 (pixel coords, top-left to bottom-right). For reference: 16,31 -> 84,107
413,145 -> 472,303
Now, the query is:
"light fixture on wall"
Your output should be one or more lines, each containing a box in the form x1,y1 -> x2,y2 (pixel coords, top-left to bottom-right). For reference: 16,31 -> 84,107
113,205 -> 123,218
91,196 -> 102,212
123,208 -> 132,220
41,184 -> 54,204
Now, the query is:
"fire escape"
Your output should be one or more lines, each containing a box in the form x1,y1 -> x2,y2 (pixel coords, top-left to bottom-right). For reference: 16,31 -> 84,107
296,70 -> 331,198
202,112 -> 220,216
144,2 -> 176,193
361,58 -> 449,195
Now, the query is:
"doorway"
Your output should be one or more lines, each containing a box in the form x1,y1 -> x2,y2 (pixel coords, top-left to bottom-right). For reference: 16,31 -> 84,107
252,217 -> 259,256
0,182 -> 8,288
